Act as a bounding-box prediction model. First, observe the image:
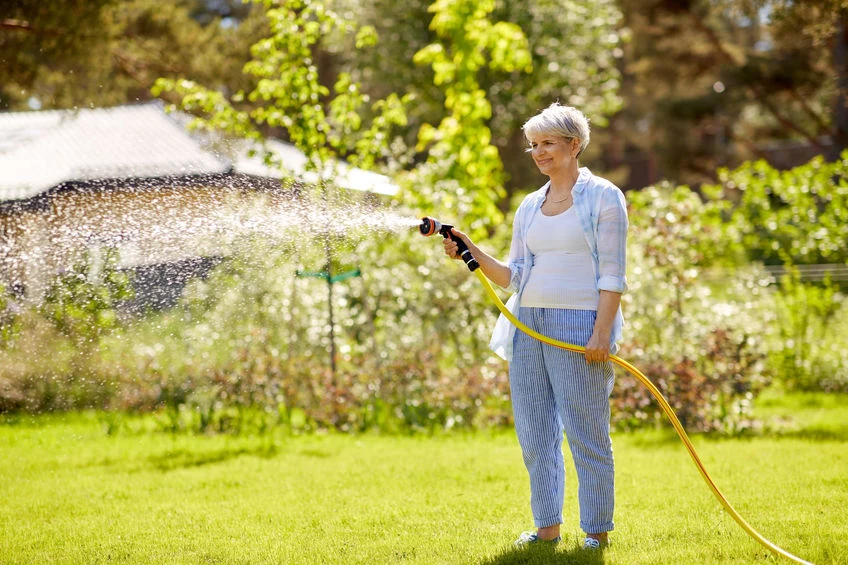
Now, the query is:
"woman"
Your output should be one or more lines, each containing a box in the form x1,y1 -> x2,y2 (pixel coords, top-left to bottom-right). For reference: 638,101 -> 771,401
444,102 -> 628,550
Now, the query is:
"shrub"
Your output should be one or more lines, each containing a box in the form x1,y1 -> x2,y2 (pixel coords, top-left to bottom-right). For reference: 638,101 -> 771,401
619,183 -> 773,432
706,153 -> 848,390
0,283 -> 22,347
88,218 -> 513,434
714,152 -> 848,267
5,154 -> 847,435
770,269 -> 848,392
39,248 -> 134,356
0,312 -> 117,413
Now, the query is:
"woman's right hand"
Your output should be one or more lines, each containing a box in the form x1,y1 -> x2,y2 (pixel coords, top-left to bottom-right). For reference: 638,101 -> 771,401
443,227 -> 470,260
442,228 -> 512,288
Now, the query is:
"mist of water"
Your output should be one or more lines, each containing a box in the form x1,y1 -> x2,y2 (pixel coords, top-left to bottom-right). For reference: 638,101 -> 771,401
0,180 -> 422,304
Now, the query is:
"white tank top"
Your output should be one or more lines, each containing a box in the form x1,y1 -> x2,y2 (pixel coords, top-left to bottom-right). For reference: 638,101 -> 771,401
522,206 -> 599,310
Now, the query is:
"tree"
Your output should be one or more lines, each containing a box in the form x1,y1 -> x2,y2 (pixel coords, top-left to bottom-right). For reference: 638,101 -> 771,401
148,0 -> 538,415
615,0 -> 848,186
153,0 -> 412,376
153,0 -> 409,187
4,0 -> 625,201
1,0 -> 116,108
767,0 -> 848,160
0,0 -> 264,110
329,0 -> 624,198
405,0 -> 532,234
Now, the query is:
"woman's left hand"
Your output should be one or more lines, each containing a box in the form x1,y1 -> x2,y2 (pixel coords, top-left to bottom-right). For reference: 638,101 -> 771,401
584,331 -> 610,363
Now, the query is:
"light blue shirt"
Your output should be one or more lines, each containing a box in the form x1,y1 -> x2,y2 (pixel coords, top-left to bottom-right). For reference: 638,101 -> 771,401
489,167 -> 629,361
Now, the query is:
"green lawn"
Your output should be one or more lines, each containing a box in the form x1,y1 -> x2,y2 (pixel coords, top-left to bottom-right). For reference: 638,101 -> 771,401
1,393 -> 846,565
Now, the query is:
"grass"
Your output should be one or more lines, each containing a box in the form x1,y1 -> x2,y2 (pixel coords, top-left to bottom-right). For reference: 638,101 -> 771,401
1,393 -> 846,565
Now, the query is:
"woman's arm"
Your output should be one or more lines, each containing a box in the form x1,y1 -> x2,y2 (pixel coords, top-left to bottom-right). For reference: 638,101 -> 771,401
443,227 -> 511,288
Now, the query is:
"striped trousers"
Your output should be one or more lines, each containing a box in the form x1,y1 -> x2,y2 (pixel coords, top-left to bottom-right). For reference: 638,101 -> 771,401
509,307 -> 615,534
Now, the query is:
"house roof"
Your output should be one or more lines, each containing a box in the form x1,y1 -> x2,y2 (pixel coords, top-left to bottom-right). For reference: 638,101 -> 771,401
0,102 -> 398,203
234,138 -> 398,196
0,103 -> 231,202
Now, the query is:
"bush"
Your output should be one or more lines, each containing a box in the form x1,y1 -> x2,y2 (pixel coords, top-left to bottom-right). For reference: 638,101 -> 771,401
618,183 -> 773,432
98,334 -> 510,435
38,248 -> 133,367
4,154 -> 847,435
706,153 -> 848,391
714,152 -> 848,267
57,210 -> 514,434
81,182 -> 777,435
0,312 -> 117,413
0,283 -> 22,347
770,269 -> 848,392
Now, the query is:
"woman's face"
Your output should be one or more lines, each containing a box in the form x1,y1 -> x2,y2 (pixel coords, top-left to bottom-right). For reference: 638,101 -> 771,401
527,132 -> 578,176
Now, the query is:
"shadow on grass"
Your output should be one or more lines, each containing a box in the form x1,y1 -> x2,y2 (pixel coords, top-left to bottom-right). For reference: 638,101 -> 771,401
690,425 -> 848,443
622,423 -> 848,445
479,543 -> 606,565
147,443 -> 279,472
767,428 -> 848,441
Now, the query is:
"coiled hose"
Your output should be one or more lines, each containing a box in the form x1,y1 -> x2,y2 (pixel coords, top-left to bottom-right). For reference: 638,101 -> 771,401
474,269 -> 812,565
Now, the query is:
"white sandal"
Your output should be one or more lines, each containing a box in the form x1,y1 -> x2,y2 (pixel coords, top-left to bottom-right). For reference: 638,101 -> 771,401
582,536 -> 609,550
514,531 -> 561,547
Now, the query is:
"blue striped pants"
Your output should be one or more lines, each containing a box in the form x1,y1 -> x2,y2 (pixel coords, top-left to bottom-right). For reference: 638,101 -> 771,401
509,307 -> 615,534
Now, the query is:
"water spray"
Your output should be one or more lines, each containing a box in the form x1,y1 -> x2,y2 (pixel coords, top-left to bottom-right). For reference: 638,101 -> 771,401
420,221 -> 813,565
418,217 -> 479,272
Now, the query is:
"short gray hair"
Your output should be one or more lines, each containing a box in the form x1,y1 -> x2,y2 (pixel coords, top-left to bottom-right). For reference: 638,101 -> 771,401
522,102 -> 591,157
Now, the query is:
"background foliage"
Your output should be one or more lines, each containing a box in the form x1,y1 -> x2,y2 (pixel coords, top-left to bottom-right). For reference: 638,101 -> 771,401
4,0 -> 847,190
3,153 -> 846,431
1,0 -> 847,435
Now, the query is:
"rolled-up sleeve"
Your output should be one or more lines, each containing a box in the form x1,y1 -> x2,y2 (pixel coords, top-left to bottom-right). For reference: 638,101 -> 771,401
505,198 -> 532,293
507,263 -> 522,293
596,187 -> 628,293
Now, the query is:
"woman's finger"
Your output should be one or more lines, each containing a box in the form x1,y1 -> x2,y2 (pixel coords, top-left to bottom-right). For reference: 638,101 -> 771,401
443,240 -> 458,259
584,345 -> 608,363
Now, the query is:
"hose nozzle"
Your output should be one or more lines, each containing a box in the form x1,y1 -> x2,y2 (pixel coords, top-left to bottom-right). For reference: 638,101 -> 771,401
419,217 -> 479,272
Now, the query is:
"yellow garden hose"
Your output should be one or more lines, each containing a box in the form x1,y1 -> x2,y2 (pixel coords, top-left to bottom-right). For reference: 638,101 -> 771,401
474,269 -> 812,565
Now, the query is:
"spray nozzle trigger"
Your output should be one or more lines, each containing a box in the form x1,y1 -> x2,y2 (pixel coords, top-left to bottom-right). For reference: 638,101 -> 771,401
419,217 -> 480,272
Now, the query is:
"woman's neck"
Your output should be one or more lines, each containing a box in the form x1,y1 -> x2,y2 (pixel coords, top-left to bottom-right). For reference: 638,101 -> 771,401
548,164 -> 580,193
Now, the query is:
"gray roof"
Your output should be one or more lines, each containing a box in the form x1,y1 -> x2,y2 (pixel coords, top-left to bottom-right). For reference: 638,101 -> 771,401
0,102 -> 397,203
0,102 -> 230,202
234,138 -> 398,196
